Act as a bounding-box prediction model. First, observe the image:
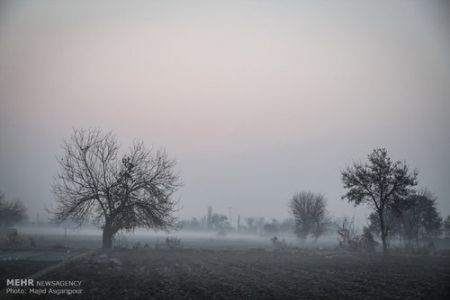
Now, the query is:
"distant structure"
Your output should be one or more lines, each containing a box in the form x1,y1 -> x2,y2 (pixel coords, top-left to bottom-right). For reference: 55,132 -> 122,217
237,215 -> 241,233
207,206 -> 213,229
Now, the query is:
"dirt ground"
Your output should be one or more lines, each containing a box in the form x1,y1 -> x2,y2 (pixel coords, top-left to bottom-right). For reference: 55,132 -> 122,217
7,248 -> 450,300
0,260 -> 54,289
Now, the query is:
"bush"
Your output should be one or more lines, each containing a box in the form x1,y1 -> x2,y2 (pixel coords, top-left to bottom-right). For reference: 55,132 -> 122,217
165,237 -> 182,249
270,236 -> 287,250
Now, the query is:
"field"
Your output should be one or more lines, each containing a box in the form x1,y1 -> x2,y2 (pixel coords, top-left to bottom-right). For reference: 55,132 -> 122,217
1,230 -> 450,299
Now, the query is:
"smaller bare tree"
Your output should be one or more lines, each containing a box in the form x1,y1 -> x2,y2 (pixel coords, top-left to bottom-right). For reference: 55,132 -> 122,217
0,193 -> 27,228
336,217 -> 358,250
336,218 -> 378,252
290,191 -> 329,242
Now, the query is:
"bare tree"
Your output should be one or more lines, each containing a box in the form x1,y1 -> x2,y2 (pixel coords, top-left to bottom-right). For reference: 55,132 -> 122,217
341,148 -> 417,254
52,128 -> 181,249
336,218 -> 378,252
210,214 -> 232,232
0,193 -> 27,228
336,217 -> 358,249
290,191 -> 329,241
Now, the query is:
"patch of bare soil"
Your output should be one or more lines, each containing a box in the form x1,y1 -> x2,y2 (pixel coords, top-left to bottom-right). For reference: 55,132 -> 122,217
8,249 -> 450,299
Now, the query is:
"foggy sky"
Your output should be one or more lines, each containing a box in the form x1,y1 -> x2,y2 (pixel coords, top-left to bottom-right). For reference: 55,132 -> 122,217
0,0 -> 449,226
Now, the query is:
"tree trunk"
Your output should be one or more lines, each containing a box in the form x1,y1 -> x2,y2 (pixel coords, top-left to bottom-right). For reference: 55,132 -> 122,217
102,220 -> 113,249
379,211 -> 388,254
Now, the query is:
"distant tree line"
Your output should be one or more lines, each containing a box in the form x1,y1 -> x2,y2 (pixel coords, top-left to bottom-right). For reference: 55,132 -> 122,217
176,207 -> 294,236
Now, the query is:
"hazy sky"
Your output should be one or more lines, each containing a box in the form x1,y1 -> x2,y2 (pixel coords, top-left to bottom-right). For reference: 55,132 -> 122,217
1,0 -> 449,226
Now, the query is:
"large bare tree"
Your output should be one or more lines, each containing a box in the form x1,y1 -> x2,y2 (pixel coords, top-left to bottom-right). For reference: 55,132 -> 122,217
52,128 -> 181,249
341,148 -> 417,254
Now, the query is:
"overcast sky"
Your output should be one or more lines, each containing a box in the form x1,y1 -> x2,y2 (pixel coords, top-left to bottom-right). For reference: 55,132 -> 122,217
0,0 -> 449,226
